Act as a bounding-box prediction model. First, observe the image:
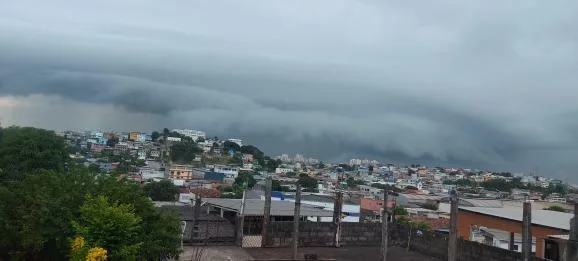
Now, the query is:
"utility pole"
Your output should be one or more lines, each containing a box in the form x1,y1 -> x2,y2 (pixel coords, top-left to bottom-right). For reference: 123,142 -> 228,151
448,189 -> 458,261
333,167 -> 344,248
333,191 -> 343,247
236,188 -> 247,246
261,176 -> 272,247
522,197 -> 532,261
292,185 -> 302,259
194,196 -> 202,228
381,189 -> 389,261
567,202 -> 578,261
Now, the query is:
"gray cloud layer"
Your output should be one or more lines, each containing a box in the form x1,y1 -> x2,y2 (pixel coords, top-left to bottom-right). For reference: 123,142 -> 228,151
1,0 -> 578,179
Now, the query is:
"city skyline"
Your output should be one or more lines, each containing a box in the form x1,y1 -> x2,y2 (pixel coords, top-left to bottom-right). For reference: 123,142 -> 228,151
1,0 -> 578,181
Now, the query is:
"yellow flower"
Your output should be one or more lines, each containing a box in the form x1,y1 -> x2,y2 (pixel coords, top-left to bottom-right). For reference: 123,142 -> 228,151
71,236 -> 85,252
86,247 -> 107,261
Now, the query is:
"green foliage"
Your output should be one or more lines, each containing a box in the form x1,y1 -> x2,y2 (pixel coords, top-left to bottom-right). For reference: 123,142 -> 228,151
144,180 -> 179,201
338,164 -> 354,171
298,173 -> 318,190
73,196 -> 142,260
272,180 -> 291,192
228,153 -> 243,165
0,127 -> 182,260
170,140 -> 202,164
543,206 -> 567,212
0,126 -> 68,177
234,171 -> 257,189
223,141 -> 241,153
346,176 -> 365,188
446,176 -> 568,196
396,216 -> 431,230
0,169 -> 95,260
151,131 -> 160,142
394,205 -> 408,216
263,157 -> 282,172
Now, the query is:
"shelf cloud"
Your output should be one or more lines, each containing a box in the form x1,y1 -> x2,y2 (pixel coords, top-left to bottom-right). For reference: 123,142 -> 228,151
1,0 -> 578,179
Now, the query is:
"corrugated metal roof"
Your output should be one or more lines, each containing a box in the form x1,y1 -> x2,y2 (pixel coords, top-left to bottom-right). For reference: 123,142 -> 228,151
399,193 -> 443,201
460,199 -> 503,208
203,198 -> 334,217
460,206 -> 573,231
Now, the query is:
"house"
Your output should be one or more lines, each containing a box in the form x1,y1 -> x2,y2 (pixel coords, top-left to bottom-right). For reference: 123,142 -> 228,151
242,154 -> 254,164
170,165 -> 193,180
149,150 -> 160,158
212,165 -> 239,178
137,150 -> 146,160
129,131 -> 140,141
360,197 -> 396,222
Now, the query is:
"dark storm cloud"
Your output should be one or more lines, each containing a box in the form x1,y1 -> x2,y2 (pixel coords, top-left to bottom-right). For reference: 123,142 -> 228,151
1,0 -> 578,179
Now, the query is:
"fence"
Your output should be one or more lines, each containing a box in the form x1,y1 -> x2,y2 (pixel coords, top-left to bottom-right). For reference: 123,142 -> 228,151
259,221 -> 549,261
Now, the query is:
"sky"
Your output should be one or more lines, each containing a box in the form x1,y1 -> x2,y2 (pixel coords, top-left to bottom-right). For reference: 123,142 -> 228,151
1,0 -> 578,180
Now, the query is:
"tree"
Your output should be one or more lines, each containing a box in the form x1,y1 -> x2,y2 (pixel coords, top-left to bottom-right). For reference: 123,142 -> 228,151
170,140 -> 202,164
338,164 -> 354,171
0,126 -> 68,177
223,141 -> 241,153
106,136 -> 119,147
298,173 -> 318,191
234,171 -> 257,189
346,176 -> 365,188
151,131 -> 160,142
272,180 -> 290,192
144,180 -> 179,201
543,206 -> 567,212
72,196 -> 142,260
0,126 -> 182,260
394,205 -> 408,216
264,157 -> 282,172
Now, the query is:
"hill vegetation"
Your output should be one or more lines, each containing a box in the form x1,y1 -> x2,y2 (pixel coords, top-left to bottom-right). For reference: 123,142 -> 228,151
0,126 -> 182,260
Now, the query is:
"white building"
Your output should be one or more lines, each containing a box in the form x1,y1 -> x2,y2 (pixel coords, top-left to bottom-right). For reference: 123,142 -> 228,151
140,167 -> 165,180
226,138 -> 243,147
166,137 -> 182,142
275,167 -> 293,174
212,165 -> 239,178
280,154 -> 291,162
172,129 -> 206,142
294,154 -> 305,163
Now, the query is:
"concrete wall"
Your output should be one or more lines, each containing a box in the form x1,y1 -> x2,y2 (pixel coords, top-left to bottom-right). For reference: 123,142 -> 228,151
267,222 -> 334,247
265,222 -> 550,261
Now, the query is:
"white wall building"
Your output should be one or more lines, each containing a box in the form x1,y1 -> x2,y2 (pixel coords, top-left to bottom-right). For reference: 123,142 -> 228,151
275,167 -> 293,174
172,129 -> 206,141
227,139 -> 243,147
213,166 -> 239,178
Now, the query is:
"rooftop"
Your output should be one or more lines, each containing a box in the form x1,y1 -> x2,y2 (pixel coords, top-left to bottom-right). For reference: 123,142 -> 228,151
460,206 -> 573,231
203,198 -> 334,217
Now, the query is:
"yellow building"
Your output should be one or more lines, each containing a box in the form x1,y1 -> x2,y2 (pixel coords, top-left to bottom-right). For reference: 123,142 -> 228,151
170,165 -> 193,180
129,131 -> 139,141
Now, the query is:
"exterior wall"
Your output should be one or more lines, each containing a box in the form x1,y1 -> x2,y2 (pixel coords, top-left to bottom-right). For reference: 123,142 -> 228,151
360,198 -> 395,212
458,209 -> 567,258
170,165 -> 193,180
129,131 -> 139,141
